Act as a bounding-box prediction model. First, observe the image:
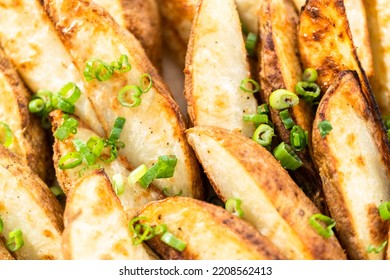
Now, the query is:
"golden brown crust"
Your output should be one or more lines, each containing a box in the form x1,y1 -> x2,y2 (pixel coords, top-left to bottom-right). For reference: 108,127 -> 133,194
0,236 -> 14,260
138,197 -> 285,260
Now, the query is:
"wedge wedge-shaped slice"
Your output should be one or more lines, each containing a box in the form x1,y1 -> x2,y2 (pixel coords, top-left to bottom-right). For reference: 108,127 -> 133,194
235,0 -> 263,35
364,0 -> 390,115
258,0 -> 326,212
92,0 -> 162,69
50,110 -> 163,218
186,126 -> 346,260
62,169 -> 156,259
184,0 -> 258,137
158,0 -> 198,67
136,196 -> 285,259
0,236 -> 14,260
0,0 -> 104,136
0,47 -> 52,183
0,145 -> 63,260
44,0 -> 203,199
312,70 -> 390,260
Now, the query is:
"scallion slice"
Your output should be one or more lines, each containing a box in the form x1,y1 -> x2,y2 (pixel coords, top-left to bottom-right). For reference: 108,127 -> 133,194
140,73 -> 153,93
51,95 -> 75,114
273,142 -> 302,170
318,120 -> 333,138
58,152 -> 83,170
73,138 -> 96,166
295,81 -> 321,103
383,116 -> 390,130
279,109 -> 295,130
225,198 -> 244,218
0,217 -> 3,233
243,114 -> 268,125
84,58 -> 114,82
28,98 -> 45,114
378,202 -> 390,221
309,213 -> 335,238
0,122 -> 13,148
240,78 -> 260,93
302,68 -> 318,83
118,85 -> 142,107
6,229 -> 24,252
108,117 -> 126,145
86,136 -> 105,157
111,54 -> 131,73
54,117 -> 78,140
245,32 -> 258,56
50,186 -> 64,197
138,155 -> 178,188
290,125 -> 308,151
269,89 -> 299,110
252,124 -> 274,147
162,187 -> 183,197
160,232 -> 187,252
367,241 -> 388,254
112,173 -> 125,196
57,82 -> 81,104
127,164 -> 148,186
258,103 -> 269,114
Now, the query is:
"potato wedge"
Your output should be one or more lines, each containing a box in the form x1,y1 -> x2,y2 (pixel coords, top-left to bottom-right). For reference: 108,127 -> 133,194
235,0 -> 263,35
93,0 -> 162,69
0,236 -> 14,260
312,70 -> 390,260
44,0 -> 203,199
0,145 -> 63,260
0,47 -> 52,183
258,0 -> 326,212
136,196 -> 285,260
184,0 -> 258,137
0,0 -> 104,136
50,110 -> 164,219
363,0 -> 390,115
62,169 -> 156,259
186,126 -> 346,260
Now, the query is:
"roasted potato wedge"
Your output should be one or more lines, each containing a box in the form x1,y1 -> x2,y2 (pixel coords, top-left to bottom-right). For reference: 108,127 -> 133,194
0,236 -> 14,260
50,110 -> 164,219
235,0 -> 263,35
0,145 -> 63,260
258,0 -> 326,212
93,0 -> 162,69
44,0 -> 203,199
184,0 -> 258,137
136,196 -> 285,260
0,47 -> 52,183
186,126 -> 346,260
0,0 -> 104,136
62,169 -> 156,259
364,0 -> 390,115
312,70 -> 390,260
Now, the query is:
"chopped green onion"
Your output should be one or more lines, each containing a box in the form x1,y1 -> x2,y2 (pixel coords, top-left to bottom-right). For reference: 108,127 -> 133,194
51,94 -> 75,114
258,103 -> 269,114
160,232 -> 187,252
108,117 -> 126,145
28,99 -> 45,114
138,155 -> 178,188
140,73 -> 153,93
111,54 -> 131,73
73,138 -> 96,166
129,216 -> 166,245
86,136 -> 105,157
6,229 -> 24,252
309,213 -> 336,238
84,58 -> 114,82
112,173 -> 125,196
240,78 -> 260,93
318,120 -> 333,138
0,122 -> 13,148
54,117 -> 78,140
295,82 -> 321,103
367,241 -> 388,254
118,85 -> 142,107
162,187 -> 182,197
302,68 -> 318,83
245,32 -> 258,56
243,114 -> 268,125
273,142 -> 302,170
58,152 -> 83,170
78,164 -> 102,177
279,109 -> 295,130
378,202 -> 390,221
252,124 -> 274,147
127,164 -> 148,186
0,217 -> 3,233
154,224 -> 168,235
383,116 -> 390,130
225,198 -> 244,218
269,89 -> 299,110
99,145 -> 118,163
50,186 -> 64,197
290,125 -> 308,151
57,82 -> 81,104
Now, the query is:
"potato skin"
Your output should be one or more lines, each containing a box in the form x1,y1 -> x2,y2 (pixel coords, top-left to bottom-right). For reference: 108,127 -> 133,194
312,70 -> 390,259
137,196 -> 285,260
0,48 -> 53,183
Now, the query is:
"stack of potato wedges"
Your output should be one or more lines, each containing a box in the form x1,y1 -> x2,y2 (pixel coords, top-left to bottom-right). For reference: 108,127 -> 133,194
0,0 -> 389,260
